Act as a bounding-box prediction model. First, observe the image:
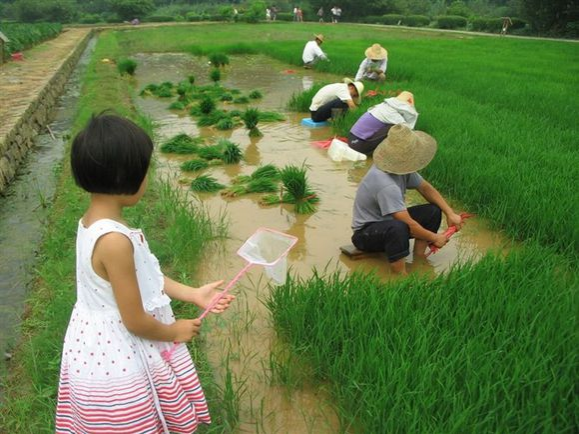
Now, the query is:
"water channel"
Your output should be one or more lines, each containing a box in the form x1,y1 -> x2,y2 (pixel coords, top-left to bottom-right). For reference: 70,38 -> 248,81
134,52 -> 509,433
0,38 -> 97,361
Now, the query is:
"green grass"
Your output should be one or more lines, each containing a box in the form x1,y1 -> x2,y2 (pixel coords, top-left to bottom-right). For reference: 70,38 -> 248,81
267,248 -> 576,433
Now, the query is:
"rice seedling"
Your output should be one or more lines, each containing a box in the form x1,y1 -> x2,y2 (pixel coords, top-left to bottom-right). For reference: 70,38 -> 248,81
287,85 -> 323,112
230,89 -> 242,95
140,83 -> 158,96
160,134 -> 203,154
222,178 -> 279,197
280,165 -> 319,214
190,175 -> 226,192
197,110 -> 227,127
215,116 -> 235,130
208,52 -> 230,67
210,68 -> 221,84
180,159 -> 209,172
234,164 -> 280,184
220,140 -> 243,164
117,58 -> 137,75
197,144 -> 225,161
156,85 -> 173,98
187,75 -> 195,84
248,90 -> 263,99
258,111 -> 285,122
168,101 -> 186,110
176,81 -> 191,96
233,96 -> 250,104
229,109 -> 242,117
241,108 -> 262,137
198,95 -> 216,114
220,93 -> 233,101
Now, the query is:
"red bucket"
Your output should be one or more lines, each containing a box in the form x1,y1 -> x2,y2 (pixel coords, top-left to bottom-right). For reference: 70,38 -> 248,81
11,52 -> 24,61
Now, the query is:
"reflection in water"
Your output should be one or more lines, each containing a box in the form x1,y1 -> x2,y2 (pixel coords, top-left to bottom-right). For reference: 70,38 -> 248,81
134,53 -> 510,433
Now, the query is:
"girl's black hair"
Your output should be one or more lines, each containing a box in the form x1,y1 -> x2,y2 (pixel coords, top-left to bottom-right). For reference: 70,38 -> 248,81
71,113 -> 154,195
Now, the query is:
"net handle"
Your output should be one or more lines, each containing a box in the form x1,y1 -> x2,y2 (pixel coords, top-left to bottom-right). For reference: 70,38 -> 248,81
198,261 -> 253,320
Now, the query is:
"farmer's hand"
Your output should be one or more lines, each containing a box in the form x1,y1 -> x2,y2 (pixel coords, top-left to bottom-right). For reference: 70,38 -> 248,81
195,280 -> 235,313
446,212 -> 464,231
432,233 -> 449,248
172,319 -> 202,342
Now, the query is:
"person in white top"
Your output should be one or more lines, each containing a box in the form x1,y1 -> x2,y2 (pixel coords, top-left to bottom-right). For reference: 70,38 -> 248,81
309,78 -> 364,122
302,34 -> 328,69
355,43 -> 388,82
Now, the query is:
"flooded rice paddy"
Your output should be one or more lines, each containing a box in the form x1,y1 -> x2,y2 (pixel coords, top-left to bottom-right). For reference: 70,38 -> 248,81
134,53 -> 509,432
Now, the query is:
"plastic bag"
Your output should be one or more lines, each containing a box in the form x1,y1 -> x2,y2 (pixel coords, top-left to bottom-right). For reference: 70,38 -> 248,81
328,138 -> 367,162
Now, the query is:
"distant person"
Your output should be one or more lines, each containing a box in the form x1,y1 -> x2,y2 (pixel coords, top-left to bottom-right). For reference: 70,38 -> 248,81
309,78 -> 364,122
266,8 -> 271,21
331,5 -> 339,23
293,6 -> 298,21
130,18 -> 140,25
501,17 -> 512,35
348,91 -> 417,155
302,34 -> 328,69
271,5 -> 278,21
296,7 -> 303,22
351,124 -> 464,275
54,113 -> 235,431
317,7 -> 324,23
355,43 -> 388,82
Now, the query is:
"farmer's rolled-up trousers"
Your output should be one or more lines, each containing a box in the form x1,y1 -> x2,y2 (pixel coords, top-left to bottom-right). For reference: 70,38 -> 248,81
311,98 -> 349,122
351,204 -> 442,263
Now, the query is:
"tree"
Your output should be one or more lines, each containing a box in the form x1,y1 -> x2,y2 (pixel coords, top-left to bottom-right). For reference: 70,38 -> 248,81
516,0 -> 578,34
108,0 -> 155,21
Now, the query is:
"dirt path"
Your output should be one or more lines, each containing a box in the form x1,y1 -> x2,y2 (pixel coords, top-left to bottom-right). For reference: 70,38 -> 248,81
0,28 -> 91,141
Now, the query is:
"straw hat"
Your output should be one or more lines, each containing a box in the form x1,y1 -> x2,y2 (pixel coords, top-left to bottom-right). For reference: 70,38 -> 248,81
365,43 -> 388,60
396,91 -> 414,106
373,124 -> 437,174
314,34 -> 324,43
343,78 -> 364,104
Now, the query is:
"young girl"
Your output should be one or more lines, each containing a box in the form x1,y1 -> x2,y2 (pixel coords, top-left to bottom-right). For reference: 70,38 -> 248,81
55,114 -> 234,433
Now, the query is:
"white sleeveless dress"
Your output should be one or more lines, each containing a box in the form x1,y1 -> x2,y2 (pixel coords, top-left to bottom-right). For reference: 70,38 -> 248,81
55,219 -> 210,433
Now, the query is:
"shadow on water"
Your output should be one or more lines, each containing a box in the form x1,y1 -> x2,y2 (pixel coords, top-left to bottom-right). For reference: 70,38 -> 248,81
0,37 -> 97,362
134,52 -> 511,433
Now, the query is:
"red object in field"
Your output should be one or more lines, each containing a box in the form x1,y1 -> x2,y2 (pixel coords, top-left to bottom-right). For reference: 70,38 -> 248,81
311,136 -> 348,149
426,213 -> 475,257
365,90 -> 379,97
11,52 -> 24,61
282,69 -> 296,74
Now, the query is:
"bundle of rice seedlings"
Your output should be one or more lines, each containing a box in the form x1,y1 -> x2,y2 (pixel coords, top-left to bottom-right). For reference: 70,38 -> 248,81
230,89 -> 242,95
140,83 -> 158,96
180,159 -> 209,172
233,96 -> 250,104
234,164 -> 280,184
280,165 -> 319,214
222,178 -> 278,198
229,109 -> 242,117
117,58 -> 137,76
220,140 -> 243,164
210,68 -> 221,84
208,52 -> 230,67
199,96 -> 216,114
168,101 -> 186,110
220,93 -> 233,101
260,193 -> 283,205
190,175 -> 225,192
215,117 -> 235,131
259,111 -> 285,122
249,90 -> 263,99
176,82 -> 191,96
187,75 -> 195,84
160,134 -> 203,154
156,86 -> 174,98
197,144 -> 225,160
197,110 -> 226,127
242,108 -> 262,137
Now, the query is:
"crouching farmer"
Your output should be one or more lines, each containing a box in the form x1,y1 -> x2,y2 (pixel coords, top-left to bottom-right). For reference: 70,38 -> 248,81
310,78 -> 364,122
351,124 -> 463,275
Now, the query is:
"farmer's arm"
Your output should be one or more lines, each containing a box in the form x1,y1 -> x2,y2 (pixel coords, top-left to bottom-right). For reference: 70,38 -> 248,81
417,180 -> 463,229
391,209 -> 448,247
345,98 -> 357,109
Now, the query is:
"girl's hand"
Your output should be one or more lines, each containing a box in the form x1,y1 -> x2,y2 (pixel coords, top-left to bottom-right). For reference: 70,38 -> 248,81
172,319 -> 202,342
196,280 -> 236,314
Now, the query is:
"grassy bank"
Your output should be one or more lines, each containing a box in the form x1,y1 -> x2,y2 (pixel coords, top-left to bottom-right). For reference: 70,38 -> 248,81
0,31 -> 231,431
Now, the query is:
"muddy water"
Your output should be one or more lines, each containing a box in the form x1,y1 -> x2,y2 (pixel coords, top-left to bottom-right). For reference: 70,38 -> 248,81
134,53 -> 509,432
0,37 -> 97,359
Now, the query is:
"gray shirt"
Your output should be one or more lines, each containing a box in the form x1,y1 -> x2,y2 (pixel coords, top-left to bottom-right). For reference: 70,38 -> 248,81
352,165 -> 423,231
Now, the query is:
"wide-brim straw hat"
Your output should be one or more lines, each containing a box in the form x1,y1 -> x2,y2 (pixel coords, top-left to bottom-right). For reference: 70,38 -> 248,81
343,78 -> 364,104
373,124 -> 437,174
365,43 -> 388,60
396,90 -> 414,106
314,34 -> 324,42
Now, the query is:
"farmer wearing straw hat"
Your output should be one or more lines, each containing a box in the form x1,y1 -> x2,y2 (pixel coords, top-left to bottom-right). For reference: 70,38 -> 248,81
355,44 -> 388,82
348,91 -> 417,155
309,78 -> 364,122
351,125 -> 464,275
302,34 -> 328,69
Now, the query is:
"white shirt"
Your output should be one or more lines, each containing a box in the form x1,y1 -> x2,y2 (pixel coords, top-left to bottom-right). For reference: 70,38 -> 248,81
309,83 -> 352,111
302,40 -> 328,64
355,58 -> 387,81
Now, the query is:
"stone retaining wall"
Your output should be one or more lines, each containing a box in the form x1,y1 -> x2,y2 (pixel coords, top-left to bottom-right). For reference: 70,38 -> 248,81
0,31 -> 93,195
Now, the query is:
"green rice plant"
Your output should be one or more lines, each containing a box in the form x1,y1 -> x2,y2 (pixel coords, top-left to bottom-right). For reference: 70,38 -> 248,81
258,111 -> 285,122
156,85 -> 174,98
241,108 -> 262,137
220,140 -> 243,164
279,164 -> 319,214
210,68 -> 221,84
117,58 -> 137,76
190,175 -> 225,192
168,101 -> 186,110
160,134 -> 203,154
140,83 -> 158,96
187,75 -> 195,84
215,117 -> 235,130
234,164 -> 280,184
208,52 -> 230,67
267,248 -> 576,432
230,88 -> 242,95
233,96 -> 250,104
198,95 -> 216,114
287,85 -> 323,112
197,144 -> 225,160
229,109 -> 242,117
260,193 -> 282,206
176,81 -> 192,96
180,159 -> 209,172
197,110 -> 227,127
248,89 -> 263,99
220,93 -> 233,101
222,178 -> 278,197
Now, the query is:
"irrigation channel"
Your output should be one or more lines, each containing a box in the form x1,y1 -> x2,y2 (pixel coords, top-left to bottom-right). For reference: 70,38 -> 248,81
0,37 -> 97,360
135,52 -> 510,432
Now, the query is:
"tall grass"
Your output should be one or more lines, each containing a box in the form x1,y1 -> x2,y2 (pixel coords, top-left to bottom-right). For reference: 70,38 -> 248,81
268,247 -> 576,433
